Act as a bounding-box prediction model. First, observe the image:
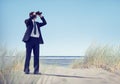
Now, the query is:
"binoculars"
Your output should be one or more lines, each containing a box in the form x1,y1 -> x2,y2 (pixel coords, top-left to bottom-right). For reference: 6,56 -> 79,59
36,11 -> 42,15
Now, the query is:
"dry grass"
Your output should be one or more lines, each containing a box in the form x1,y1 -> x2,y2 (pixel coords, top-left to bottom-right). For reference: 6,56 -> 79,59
71,43 -> 120,72
0,46 -> 40,84
0,46 -> 26,84
0,46 -> 58,84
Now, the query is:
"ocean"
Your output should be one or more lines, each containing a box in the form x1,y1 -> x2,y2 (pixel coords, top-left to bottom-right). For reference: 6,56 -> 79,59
40,56 -> 84,67
3,56 -> 84,67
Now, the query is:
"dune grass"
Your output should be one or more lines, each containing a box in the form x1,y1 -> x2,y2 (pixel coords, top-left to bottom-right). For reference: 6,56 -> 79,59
0,46 -> 59,84
0,46 -> 39,84
0,46 -> 26,84
71,43 -> 120,72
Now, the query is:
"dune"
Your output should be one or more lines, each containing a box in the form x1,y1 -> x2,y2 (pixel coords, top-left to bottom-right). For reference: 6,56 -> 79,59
1,64 -> 120,84
36,66 -> 120,84
0,43 -> 120,84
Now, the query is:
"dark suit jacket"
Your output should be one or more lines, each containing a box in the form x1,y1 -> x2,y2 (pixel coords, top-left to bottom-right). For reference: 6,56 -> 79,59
22,17 -> 47,44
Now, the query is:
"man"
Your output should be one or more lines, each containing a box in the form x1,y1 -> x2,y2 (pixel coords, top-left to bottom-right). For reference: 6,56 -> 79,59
22,11 -> 47,74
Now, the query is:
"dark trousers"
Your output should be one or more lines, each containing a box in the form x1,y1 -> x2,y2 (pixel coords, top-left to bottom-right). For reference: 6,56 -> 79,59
24,37 -> 39,72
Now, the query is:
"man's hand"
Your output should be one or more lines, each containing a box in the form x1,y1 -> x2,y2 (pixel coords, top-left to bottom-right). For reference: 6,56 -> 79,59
38,15 -> 43,18
36,11 -> 43,18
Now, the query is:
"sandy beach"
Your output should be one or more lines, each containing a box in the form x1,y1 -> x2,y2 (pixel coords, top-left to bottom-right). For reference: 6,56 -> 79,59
1,64 -> 120,84
36,66 -> 120,84
0,44 -> 120,84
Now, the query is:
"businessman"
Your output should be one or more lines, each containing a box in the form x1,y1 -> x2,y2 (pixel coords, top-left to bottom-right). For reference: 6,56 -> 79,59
22,11 -> 47,74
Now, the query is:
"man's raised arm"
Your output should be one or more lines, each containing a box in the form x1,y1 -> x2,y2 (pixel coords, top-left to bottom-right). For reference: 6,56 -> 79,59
38,15 -> 47,27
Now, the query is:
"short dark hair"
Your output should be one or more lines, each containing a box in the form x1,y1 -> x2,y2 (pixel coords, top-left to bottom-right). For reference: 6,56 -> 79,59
29,11 -> 34,18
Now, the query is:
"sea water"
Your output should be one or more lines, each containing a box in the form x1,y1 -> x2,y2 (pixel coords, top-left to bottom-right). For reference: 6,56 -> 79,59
40,56 -> 84,67
4,56 -> 84,67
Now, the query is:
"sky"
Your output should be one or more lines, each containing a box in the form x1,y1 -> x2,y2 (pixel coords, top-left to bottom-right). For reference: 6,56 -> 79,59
0,0 -> 120,56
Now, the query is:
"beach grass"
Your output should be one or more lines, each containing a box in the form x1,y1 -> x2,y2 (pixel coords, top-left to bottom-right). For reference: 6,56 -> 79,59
0,46 -> 59,84
71,43 -> 120,72
0,46 -> 25,84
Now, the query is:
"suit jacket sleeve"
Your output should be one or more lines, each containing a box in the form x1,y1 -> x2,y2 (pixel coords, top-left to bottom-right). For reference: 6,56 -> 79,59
38,17 -> 47,27
24,18 -> 32,28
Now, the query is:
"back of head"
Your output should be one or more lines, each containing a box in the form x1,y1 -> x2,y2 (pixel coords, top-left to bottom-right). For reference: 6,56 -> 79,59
29,11 -> 35,18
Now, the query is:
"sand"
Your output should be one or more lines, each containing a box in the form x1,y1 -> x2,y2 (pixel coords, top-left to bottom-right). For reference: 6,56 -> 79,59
36,67 -> 120,84
2,65 -> 119,84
